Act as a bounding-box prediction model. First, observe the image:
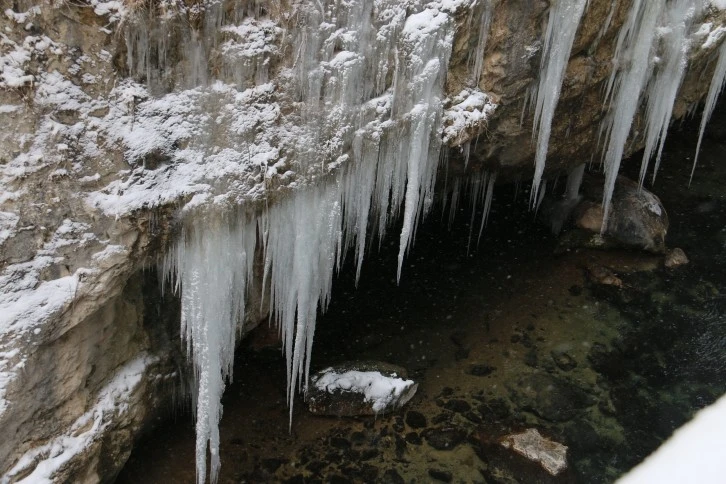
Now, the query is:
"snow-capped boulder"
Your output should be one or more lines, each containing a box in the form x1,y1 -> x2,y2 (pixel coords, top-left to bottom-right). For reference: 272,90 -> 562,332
307,362 -> 418,417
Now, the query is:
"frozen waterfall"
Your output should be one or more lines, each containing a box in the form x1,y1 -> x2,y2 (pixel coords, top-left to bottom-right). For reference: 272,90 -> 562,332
158,2 -> 457,483
127,1 -> 726,483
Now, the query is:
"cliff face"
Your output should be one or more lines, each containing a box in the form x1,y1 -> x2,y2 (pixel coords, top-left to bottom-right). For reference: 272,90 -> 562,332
0,1 -> 724,481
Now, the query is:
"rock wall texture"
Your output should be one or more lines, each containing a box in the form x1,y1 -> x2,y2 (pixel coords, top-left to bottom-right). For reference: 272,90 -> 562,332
0,0 -> 724,481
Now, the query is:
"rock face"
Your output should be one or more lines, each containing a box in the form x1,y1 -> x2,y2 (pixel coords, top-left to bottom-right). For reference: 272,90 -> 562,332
0,0 -> 724,481
307,362 -> 418,417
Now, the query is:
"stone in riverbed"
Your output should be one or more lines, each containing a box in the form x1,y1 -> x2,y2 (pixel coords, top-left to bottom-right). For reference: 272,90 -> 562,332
507,373 -> 595,422
306,361 -> 418,417
664,247 -> 689,268
423,426 -> 467,450
500,428 -> 568,476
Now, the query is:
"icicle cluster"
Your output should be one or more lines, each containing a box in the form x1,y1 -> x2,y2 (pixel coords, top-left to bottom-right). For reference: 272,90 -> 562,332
156,2 -> 462,482
529,0 -> 725,233
138,1 -> 726,482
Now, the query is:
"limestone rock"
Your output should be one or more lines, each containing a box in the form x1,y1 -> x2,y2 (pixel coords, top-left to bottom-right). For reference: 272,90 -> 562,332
500,428 -> 568,476
306,362 -> 417,417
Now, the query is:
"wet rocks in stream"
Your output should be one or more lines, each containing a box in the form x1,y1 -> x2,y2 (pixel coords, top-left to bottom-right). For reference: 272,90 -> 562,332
423,427 -> 467,450
551,348 -> 577,371
508,373 -> 596,422
664,247 -> 689,268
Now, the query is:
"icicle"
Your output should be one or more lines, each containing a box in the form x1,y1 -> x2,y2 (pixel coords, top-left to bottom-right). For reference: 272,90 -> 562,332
640,0 -> 701,186
599,0 -> 665,233
468,0 -> 493,86
692,39 -> 726,182
477,171 -> 497,244
448,177 -> 462,229
466,172 -> 488,253
390,10 -> 454,281
530,0 -> 589,207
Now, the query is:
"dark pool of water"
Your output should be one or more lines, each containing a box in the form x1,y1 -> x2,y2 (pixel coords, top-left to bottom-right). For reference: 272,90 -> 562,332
117,103 -> 726,483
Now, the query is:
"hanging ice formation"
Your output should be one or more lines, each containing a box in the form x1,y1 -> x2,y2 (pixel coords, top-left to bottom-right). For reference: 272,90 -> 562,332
640,0 -> 701,185
693,37 -> 726,181
124,0 -> 726,482
530,0 -> 589,206
468,0 -> 493,87
598,0 -> 666,231
154,2 -> 459,483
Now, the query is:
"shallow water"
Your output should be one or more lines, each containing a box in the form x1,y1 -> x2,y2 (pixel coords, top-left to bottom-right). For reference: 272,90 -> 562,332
117,103 -> 726,483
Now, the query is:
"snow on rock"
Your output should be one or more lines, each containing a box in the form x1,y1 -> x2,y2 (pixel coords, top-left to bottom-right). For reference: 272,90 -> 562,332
307,363 -> 418,416
1,354 -> 154,484
442,88 -> 497,146
0,212 -> 19,246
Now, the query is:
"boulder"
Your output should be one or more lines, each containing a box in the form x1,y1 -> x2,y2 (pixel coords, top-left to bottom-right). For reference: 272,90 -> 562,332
571,176 -> 669,253
306,362 -> 417,417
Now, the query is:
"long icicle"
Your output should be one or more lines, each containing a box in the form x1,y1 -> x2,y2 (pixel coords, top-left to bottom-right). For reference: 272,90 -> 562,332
692,39 -> 726,182
530,0 -> 589,207
640,0 -> 700,186
599,0 -> 665,233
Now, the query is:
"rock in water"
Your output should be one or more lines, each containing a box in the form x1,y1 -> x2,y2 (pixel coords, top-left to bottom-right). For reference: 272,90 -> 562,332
307,362 -> 418,416
665,247 -> 689,268
500,428 -> 568,476
571,175 -> 669,253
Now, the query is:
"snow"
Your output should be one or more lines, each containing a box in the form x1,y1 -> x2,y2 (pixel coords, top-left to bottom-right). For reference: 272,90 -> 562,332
617,393 -> 726,484
442,88 -> 497,146
1,354 -> 154,484
0,212 -> 19,245
711,0 -> 726,10
313,369 -> 417,413
703,25 -> 726,49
